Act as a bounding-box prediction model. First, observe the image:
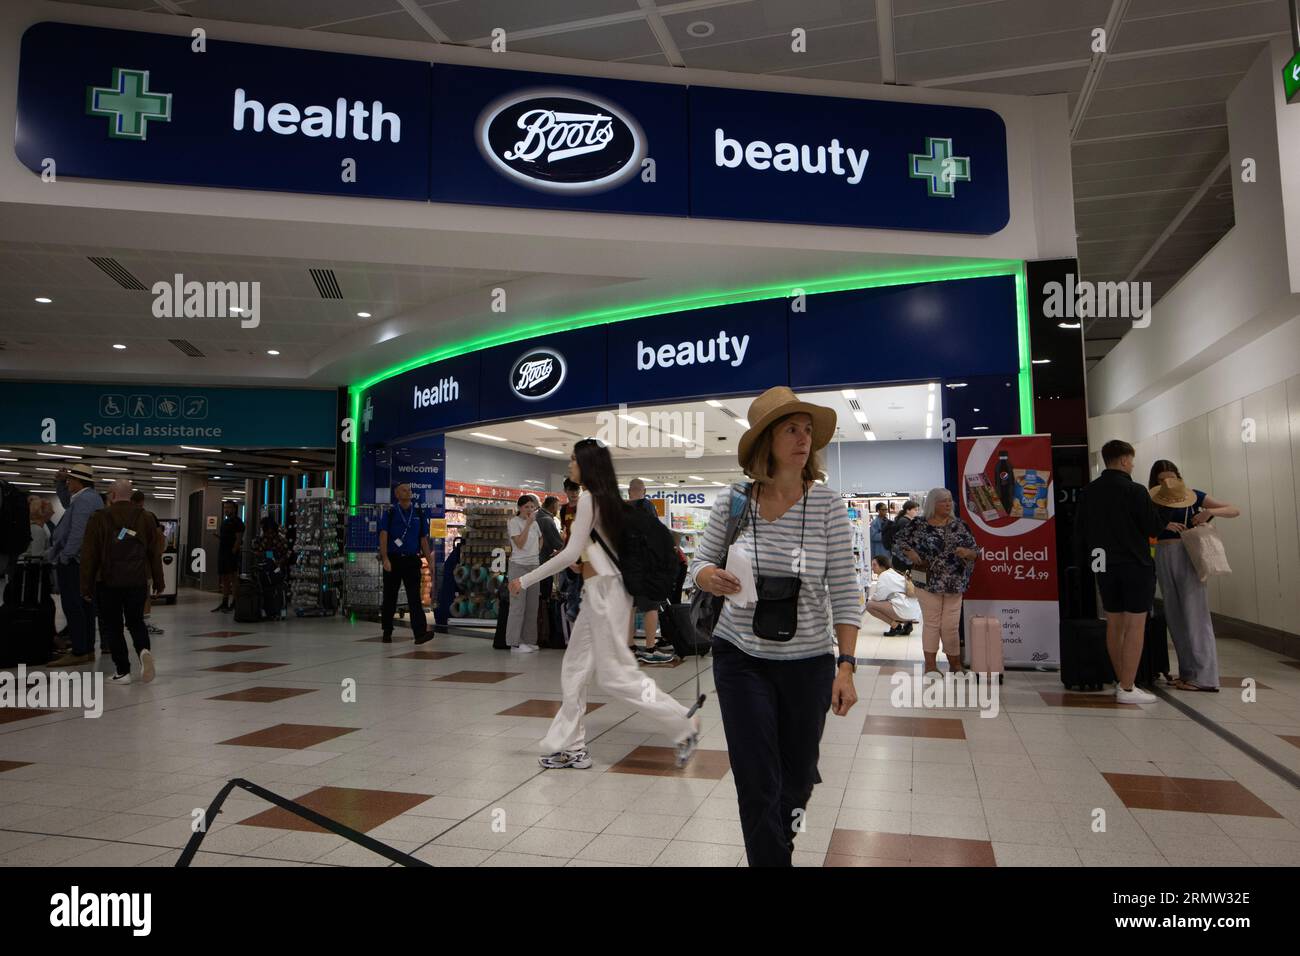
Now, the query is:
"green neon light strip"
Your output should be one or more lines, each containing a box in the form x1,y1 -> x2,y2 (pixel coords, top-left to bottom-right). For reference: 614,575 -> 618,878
348,260 -> 1035,506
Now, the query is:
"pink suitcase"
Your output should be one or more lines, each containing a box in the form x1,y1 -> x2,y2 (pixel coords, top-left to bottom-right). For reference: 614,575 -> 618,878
968,615 -> 1005,681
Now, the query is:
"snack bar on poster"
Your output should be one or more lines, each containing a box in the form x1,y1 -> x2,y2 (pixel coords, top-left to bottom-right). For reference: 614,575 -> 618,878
957,435 -> 1060,666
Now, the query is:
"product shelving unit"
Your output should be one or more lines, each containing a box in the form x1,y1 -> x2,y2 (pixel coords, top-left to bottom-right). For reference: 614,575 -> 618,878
292,488 -> 346,616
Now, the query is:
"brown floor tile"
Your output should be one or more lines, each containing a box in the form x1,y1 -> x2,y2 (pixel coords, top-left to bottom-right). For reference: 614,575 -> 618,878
1039,691 -> 1137,709
238,786 -> 432,833
207,687 -> 318,703
218,723 -> 358,750
861,715 -> 966,740
610,746 -> 732,780
196,643 -> 270,653
1218,677 -> 1268,689
432,670 -> 520,684
202,661 -> 289,673
827,829 -> 995,866
389,650 -> 459,660
1103,773 -> 1283,818
496,699 -> 603,718
0,708 -> 58,724
0,760 -> 33,772
193,630 -> 254,638
1280,735 -> 1300,750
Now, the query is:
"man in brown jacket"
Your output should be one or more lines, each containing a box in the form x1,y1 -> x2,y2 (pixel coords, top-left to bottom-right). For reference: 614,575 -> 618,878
81,479 -> 164,684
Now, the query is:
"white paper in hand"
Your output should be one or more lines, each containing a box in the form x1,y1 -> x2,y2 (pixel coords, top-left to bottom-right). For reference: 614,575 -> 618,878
725,543 -> 758,608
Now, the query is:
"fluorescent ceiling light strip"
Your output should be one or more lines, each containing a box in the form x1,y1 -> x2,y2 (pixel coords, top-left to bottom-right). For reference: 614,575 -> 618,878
105,448 -> 149,456
180,445 -> 222,453
524,419 -> 558,430
37,452 -> 81,459
470,432 -> 508,442
151,462 -> 188,469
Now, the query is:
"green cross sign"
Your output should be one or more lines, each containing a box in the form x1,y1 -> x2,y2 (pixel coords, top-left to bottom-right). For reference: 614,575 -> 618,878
909,137 -> 971,198
86,68 -> 172,141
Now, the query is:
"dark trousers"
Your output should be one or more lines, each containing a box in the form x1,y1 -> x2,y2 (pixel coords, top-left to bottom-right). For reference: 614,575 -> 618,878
56,560 -> 96,655
97,583 -> 149,676
560,568 -> 583,625
711,637 -> 834,867
382,555 -> 427,637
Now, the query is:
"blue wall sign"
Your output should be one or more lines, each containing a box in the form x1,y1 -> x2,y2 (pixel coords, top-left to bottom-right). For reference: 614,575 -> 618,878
362,351 -> 481,445
477,326 -> 608,423
16,21 -> 431,200
0,383 -> 337,446
16,22 -> 1010,234
688,86 -> 1010,234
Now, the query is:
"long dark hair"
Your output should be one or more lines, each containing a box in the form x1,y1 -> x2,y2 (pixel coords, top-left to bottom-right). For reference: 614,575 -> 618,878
574,438 -> 625,546
1148,459 -> 1181,489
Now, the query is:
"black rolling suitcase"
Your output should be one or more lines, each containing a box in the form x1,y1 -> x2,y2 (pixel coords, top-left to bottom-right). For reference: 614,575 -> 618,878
0,558 -> 56,667
1060,618 -> 1114,691
1135,611 -> 1171,688
659,602 -> 709,658
492,580 -> 510,649
232,574 -> 263,623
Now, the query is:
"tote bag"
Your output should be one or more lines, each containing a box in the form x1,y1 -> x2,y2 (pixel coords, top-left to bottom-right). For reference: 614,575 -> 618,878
1180,507 -> 1231,582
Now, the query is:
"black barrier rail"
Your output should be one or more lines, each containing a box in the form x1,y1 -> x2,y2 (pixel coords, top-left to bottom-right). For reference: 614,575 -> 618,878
176,778 -> 432,868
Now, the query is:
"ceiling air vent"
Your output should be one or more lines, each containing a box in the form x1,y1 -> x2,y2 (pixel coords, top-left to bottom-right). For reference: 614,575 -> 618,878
169,338 -> 205,358
309,268 -> 343,299
87,256 -> 148,291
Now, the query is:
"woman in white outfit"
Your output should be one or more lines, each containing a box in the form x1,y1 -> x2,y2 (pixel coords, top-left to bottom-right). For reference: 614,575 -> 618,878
510,438 -> 700,771
865,555 -> 920,636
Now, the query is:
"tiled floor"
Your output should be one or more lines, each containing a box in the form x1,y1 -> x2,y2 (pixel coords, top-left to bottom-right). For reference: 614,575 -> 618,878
2,591 -> 1298,867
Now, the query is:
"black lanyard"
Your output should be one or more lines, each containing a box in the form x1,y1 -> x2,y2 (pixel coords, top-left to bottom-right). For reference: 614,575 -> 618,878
751,484 -> 808,578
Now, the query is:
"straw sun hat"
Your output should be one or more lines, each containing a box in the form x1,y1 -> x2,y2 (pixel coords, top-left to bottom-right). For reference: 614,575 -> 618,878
737,386 -> 837,465
1149,475 -> 1197,509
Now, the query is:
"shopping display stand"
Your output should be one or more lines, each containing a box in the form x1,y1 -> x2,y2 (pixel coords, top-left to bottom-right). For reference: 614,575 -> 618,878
344,503 -> 385,623
452,501 -> 512,622
291,487 -> 345,617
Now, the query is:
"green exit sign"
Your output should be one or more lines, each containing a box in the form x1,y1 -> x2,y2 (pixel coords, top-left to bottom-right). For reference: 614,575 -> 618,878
1285,50 -> 1300,103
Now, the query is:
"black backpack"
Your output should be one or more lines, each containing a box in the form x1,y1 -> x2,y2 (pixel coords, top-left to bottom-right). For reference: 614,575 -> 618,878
0,481 -> 32,559
591,503 -> 677,604
882,516 -> 900,552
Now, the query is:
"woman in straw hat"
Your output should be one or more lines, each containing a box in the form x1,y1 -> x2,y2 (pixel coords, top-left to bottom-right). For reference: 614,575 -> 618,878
689,386 -> 860,867
1147,460 -> 1240,692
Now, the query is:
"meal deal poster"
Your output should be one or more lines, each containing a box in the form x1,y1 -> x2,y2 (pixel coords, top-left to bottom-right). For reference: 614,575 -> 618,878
957,434 -> 1059,666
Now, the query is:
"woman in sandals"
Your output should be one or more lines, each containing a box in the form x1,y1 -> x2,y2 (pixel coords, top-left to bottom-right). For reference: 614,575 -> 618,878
690,387 -> 860,867
1147,460 -> 1240,692
510,438 -> 700,770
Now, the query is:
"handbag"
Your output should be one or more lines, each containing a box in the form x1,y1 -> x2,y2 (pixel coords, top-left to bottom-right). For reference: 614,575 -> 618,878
688,483 -> 752,640
1179,506 -> 1230,582
749,487 -> 808,642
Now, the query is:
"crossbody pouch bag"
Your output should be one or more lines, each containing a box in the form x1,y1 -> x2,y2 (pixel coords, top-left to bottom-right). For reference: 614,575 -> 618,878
688,483 -> 752,640
750,487 -> 808,642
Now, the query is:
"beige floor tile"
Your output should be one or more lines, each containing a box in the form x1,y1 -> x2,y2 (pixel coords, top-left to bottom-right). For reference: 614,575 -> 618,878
575,833 -> 669,865
653,840 -> 745,867
502,826 -> 593,859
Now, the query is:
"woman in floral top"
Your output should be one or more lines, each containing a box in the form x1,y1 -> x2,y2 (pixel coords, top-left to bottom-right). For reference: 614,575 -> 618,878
893,487 -> 980,675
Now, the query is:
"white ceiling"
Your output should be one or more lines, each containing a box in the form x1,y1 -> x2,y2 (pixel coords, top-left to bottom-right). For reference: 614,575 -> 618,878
37,0 -> 1295,376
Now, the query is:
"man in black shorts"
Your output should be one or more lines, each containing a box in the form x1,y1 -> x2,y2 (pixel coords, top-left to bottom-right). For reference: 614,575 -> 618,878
1077,440 -> 1166,703
211,500 -> 244,612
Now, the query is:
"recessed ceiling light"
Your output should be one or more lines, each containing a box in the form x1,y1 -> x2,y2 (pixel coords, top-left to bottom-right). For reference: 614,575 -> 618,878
267,349 -> 280,356
946,383 -> 967,389
925,427 -> 933,439
535,446 -> 562,454
973,407 -> 981,412
35,297 -> 52,303
1058,322 -> 1081,329
112,344 -> 126,350
688,475 -> 704,481
711,481 -> 725,486
1032,358 -> 1051,365
225,462 -> 234,466
524,419 -> 557,430
928,383 -> 936,393
470,432 -> 507,442
973,426 -> 990,431
291,459 -> 299,464
853,411 -> 867,424
864,431 -> 877,441
686,19 -> 714,37
927,394 -> 935,412
734,418 -> 749,428
706,400 -> 723,408
356,311 -> 372,318
925,413 -> 933,428
841,389 -> 857,399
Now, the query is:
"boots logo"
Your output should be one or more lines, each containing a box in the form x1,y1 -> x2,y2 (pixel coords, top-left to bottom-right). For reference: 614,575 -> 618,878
477,89 -> 644,194
510,348 -> 567,400
86,68 -> 172,141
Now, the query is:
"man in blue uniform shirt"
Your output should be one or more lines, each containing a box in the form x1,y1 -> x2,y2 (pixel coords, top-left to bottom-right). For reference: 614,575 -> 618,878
379,483 -> 433,644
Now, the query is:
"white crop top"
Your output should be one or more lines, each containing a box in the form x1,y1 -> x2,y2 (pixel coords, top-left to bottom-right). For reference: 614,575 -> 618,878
517,491 -> 618,587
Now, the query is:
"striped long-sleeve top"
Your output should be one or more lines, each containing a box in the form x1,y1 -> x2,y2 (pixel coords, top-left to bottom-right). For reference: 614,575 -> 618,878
688,482 -> 859,661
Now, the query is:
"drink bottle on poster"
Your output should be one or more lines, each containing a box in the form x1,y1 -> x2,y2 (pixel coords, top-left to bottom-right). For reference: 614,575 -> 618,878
956,435 -> 1059,666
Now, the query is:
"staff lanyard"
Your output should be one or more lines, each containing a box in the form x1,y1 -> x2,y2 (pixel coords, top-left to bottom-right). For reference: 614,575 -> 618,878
751,484 -> 808,578
394,505 -> 416,544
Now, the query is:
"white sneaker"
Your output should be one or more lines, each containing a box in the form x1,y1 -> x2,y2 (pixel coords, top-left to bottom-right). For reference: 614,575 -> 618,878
110,671 -> 131,685
511,644 -> 539,654
140,649 -> 155,684
1116,686 -> 1157,704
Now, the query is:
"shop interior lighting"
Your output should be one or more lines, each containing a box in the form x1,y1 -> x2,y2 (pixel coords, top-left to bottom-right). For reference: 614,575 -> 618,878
357,312 -> 372,318
927,394 -> 935,412
36,467 -> 58,473
973,426 -> 990,431
34,297 -> 51,303
112,344 -> 126,350
973,407 -> 981,412
852,411 -> 868,424
925,413 -> 933,428
928,383 -> 936,392
267,350 -> 280,356
38,452 -> 81,459
0,470 -> 18,476
688,476 -> 704,481
535,447 -> 562,454
106,448 -> 149,456
349,261 -> 1034,506
711,481 -> 725,486
734,418 -> 749,428
1032,358 -> 1051,364
946,382 -> 967,389
864,430 -> 877,441
1058,322 -> 1081,329
470,432 -> 507,442
841,389 -> 857,399
524,419 -> 558,429
706,400 -> 723,408
0,457 -> 16,462
925,427 -> 933,439
152,462 -> 188,469
61,445 -> 84,450
181,445 -> 221,453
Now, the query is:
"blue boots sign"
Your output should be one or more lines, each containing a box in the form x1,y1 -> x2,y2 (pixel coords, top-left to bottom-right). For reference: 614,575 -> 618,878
16,21 -> 1009,234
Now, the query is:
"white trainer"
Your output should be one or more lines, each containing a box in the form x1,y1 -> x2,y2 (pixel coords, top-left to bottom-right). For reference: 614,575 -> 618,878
110,671 -> 132,685
511,644 -> 539,654
1116,686 -> 1157,704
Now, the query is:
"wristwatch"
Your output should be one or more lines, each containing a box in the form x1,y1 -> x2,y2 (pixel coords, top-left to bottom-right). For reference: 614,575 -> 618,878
837,654 -> 857,673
